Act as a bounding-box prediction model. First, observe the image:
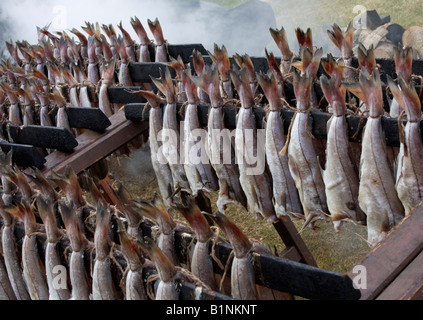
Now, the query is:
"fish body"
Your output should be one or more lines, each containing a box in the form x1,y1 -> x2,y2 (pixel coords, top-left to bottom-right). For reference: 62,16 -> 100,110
231,67 -> 277,223
37,196 -> 71,300
59,201 -> 91,300
118,225 -> 147,300
388,75 -> 423,215
151,68 -> 191,193
4,202 -> 48,300
0,255 -> 16,300
210,212 -> 257,300
191,61 -> 247,211
181,70 -> 218,195
355,70 -> 404,246
286,72 -> 328,229
258,72 -> 303,218
1,223 -> 30,300
99,60 -> 116,118
92,202 -> 117,300
320,75 -> 365,231
132,90 -> 175,207
177,199 -> 218,291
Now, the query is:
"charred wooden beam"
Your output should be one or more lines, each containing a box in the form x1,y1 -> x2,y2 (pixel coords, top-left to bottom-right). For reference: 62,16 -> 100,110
125,103 -> 409,148
40,110 -> 148,178
0,141 -> 46,168
5,124 -> 78,152
168,43 -> 208,64
65,107 -> 112,132
129,63 -> 177,83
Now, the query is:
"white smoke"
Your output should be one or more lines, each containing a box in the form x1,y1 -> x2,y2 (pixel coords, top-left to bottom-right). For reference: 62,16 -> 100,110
0,0 -> 281,57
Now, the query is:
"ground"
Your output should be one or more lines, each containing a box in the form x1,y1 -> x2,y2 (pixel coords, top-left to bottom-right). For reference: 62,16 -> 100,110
107,146 -> 371,274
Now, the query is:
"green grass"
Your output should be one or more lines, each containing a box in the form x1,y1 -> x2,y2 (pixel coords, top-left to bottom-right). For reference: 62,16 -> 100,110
201,0 -> 423,29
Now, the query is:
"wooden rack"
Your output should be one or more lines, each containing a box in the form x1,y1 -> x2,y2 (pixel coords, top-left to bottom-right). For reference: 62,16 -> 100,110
11,43 -> 423,300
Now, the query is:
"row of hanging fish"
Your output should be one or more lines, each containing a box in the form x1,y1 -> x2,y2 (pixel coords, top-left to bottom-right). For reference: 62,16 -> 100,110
0,17 -> 172,155
133,23 -> 423,248
0,150 -> 281,300
1,16 -> 421,249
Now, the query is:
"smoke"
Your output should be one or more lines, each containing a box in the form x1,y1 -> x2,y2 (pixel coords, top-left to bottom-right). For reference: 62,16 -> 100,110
0,0 -> 283,57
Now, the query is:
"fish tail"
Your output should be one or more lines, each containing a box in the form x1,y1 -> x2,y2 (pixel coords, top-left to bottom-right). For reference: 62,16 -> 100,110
59,200 -> 86,251
257,72 -> 282,110
163,66 -> 176,96
117,21 -> 134,46
181,68 -> 198,103
359,68 -> 384,117
388,74 -> 422,121
139,236 -> 176,281
50,167 -> 85,207
94,200 -> 112,259
357,44 -> 376,74
296,27 -> 313,53
131,88 -> 163,108
192,49 -> 205,76
176,198 -> 212,242
211,44 -> 231,80
130,16 -> 150,44
147,18 -> 165,45
118,222 -> 143,265
269,27 -> 294,61
394,45 -> 413,82
320,75 -> 346,115
36,195 -> 62,242
265,49 -> 283,80
208,211 -> 251,258
327,22 -> 354,58
292,71 -> 312,111
321,53 -> 344,83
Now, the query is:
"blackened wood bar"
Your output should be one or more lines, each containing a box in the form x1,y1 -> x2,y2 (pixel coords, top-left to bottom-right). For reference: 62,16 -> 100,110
124,103 -> 411,148
40,110 -> 148,178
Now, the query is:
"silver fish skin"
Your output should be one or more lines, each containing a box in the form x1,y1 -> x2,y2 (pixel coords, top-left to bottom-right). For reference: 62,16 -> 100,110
0,255 -> 16,300
181,70 -> 219,195
12,202 -> 49,300
1,224 -> 30,300
231,67 -> 278,223
139,237 -> 179,300
92,202 -> 117,300
151,68 -> 191,193
355,69 -> 404,246
192,64 -> 247,212
320,75 -> 366,231
99,60 -> 115,118
132,196 -> 180,266
286,72 -> 328,229
257,72 -> 303,219
59,201 -> 91,300
388,75 -> 423,216
177,200 -> 218,291
132,90 -> 175,207
37,196 -> 71,300
118,224 -> 147,300
210,212 -> 257,300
